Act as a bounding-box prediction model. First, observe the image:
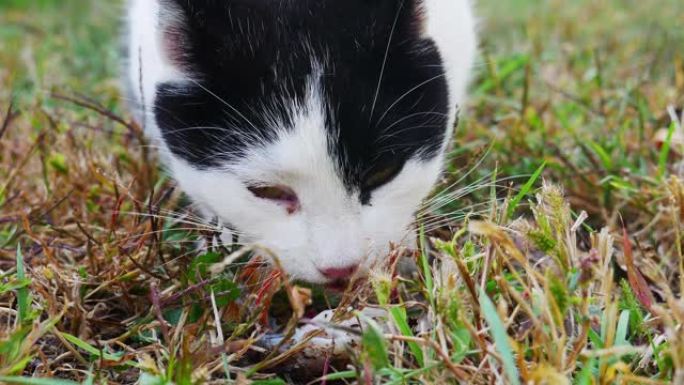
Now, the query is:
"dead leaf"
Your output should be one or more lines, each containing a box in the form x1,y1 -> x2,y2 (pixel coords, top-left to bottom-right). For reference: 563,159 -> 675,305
622,228 -> 655,311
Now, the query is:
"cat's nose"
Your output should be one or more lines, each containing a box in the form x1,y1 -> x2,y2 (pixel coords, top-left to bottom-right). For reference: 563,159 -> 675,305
319,265 -> 358,280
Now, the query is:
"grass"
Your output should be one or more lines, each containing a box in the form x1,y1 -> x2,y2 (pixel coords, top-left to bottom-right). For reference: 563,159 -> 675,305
1,0 -> 684,384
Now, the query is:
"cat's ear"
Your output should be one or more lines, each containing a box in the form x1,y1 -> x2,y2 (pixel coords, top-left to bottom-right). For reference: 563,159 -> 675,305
156,0 -> 271,72
409,0 -> 429,37
155,0 -> 193,70
413,0 -> 477,104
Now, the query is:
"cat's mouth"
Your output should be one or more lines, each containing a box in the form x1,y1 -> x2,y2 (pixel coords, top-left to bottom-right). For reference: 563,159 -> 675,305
324,273 -> 368,292
325,279 -> 351,292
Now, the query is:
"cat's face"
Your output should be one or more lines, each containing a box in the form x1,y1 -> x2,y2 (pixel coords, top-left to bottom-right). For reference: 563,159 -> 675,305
127,0 -> 476,283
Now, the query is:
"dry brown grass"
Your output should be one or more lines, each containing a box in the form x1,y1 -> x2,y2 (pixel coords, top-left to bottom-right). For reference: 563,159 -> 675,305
2,0 -> 684,384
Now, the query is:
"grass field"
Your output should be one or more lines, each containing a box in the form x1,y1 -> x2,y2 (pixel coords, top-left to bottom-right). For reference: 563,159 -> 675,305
1,0 -> 684,384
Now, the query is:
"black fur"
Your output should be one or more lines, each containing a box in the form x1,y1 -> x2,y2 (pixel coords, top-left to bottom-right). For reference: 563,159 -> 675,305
154,0 -> 449,200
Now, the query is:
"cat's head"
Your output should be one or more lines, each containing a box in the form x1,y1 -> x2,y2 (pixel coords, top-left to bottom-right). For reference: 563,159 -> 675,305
127,0 -> 476,283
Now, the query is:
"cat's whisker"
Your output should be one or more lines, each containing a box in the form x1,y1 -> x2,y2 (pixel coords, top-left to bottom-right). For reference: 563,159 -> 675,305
374,72 -> 447,129
119,212 -> 221,232
422,197 -> 505,219
371,124 -> 447,153
123,201 -> 213,225
423,144 -> 495,201
411,198 -> 507,235
375,111 -> 447,144
419,181 -> 521,215
420,172 -> 528,210
126,205 -> 207,222
414,208 -> 493,234
188,79 -> 260,132
418,208 -> 494,230
368,2 -> 404,123
161,125 -> 234,135
123,228 -> 220,240
418,177 -> 495,212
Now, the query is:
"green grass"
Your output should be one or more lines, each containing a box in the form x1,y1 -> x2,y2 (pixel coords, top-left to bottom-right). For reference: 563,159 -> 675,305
1,0 -> 684,384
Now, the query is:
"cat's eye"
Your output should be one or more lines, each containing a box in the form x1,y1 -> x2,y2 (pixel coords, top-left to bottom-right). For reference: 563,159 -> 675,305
360,159 -> 405,204
248,184 -> 300,214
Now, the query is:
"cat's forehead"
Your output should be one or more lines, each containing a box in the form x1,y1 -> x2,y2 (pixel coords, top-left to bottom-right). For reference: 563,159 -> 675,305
154,0 -> 450,188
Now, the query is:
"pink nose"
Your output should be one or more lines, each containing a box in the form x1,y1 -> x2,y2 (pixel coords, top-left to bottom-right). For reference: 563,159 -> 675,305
319,265 -> 358,280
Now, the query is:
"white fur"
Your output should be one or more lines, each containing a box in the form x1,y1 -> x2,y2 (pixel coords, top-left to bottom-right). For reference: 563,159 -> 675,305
126,0 -> 187,145
127,0 -> 477,283
422,0 -> 478,148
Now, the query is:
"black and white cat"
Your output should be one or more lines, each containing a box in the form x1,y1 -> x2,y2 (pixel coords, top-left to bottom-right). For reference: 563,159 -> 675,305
125,0 -> 477,284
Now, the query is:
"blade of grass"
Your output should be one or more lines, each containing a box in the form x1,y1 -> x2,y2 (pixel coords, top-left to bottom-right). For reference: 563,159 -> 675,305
315,370 -> 357,382
587,141 -> 613,171
58,331 -> 138,366
658,122 -> 676,179
491,163 -> 499,220
0,377 -> 79,385
506,161 -> 546,219
15,244 -> 29,323
479,287 -> 521,385
251,380 -> 287,385
418,224 -> 434,298
615,310 -> 631,347
385,364 -> 440,385
389,306 -> 424,366
362,323 -> 390,370
573,358 -> 597,385
356,312 -> 390,370
82,371 -> 94,385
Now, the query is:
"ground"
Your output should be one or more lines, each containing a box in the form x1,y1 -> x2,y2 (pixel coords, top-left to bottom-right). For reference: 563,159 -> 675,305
1,0 -> 684,384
